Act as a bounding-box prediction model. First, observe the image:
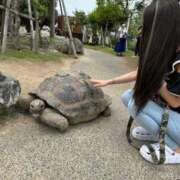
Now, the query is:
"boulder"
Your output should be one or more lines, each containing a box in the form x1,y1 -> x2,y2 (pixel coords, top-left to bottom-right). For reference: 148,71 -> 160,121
53,36 -> 84,55
0,73 -> 21,108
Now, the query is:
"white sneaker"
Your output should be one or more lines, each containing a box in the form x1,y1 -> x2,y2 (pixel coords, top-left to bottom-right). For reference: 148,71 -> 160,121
132,126 -> 158,141
140,143 -> 180,164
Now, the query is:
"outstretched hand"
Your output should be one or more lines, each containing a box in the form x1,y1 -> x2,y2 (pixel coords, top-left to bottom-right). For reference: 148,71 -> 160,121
90,79 -> 110,88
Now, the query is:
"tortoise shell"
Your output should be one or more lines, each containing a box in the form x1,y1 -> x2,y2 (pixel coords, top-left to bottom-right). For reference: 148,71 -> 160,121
30,72 -> 111,124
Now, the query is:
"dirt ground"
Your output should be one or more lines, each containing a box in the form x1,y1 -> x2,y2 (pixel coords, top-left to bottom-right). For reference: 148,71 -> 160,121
0,49 -> 179,180
0,58 -> 76,95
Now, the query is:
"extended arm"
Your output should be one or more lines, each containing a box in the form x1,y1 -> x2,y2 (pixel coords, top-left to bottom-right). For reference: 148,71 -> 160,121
107,70 -> 137,85
91,70 -> 137,87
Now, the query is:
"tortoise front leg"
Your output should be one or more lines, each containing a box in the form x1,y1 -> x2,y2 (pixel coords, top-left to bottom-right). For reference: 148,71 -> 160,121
40,108 -> 69,132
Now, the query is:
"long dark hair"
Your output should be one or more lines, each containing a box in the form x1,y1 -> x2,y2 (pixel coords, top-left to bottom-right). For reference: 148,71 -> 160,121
134,0 -> 180,111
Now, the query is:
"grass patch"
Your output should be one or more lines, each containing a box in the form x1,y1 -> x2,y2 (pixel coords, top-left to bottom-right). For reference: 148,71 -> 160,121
0,49 -> 69,62
0,107 -> 17,124
124,50 -> 135,57
85,45 -> 115,55
85,44 -> 134,57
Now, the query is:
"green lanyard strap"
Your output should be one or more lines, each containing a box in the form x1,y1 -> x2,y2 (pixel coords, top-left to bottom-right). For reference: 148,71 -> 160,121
126,108 -> 169,165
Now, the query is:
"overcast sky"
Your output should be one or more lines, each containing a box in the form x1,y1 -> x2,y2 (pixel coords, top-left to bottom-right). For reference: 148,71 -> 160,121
57,0 -> 97,16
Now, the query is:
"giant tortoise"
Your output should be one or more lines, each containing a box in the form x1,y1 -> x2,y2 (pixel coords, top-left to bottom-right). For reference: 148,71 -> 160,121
18,72 -> 111,131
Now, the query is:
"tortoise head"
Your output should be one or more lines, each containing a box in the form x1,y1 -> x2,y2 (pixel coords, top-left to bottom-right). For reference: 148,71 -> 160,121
30,99 -> 45,118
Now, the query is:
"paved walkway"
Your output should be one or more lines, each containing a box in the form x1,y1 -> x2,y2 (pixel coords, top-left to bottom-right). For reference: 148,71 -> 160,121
0,49 -> 179,180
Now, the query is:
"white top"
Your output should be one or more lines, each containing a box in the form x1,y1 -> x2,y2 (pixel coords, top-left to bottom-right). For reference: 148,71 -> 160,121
117,26 -> 127,38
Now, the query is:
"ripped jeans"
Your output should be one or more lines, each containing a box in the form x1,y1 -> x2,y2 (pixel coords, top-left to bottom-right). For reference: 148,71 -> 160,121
121,89 -> 180,150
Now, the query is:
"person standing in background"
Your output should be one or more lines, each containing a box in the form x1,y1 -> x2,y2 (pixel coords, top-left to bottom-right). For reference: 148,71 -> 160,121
114,24 -> 128,56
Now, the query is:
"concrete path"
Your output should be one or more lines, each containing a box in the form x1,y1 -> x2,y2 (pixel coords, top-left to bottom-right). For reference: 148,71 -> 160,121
0,49 -> 179,180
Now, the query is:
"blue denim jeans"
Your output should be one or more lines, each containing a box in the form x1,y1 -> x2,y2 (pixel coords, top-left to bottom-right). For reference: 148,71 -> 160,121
121,89 -> 180,150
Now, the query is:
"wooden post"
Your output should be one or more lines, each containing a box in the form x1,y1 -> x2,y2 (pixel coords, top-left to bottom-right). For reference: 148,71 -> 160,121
1,0 -> 12,53
34,11 -> 39,53
50,0 -> 55,38
27,0 -> 35,51
60,0 -> 77,58
13,0 -> 20,50
58,0 -> 63,16
0,5 -> 36,21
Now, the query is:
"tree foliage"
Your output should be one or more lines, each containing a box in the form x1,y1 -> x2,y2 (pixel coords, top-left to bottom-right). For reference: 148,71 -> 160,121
88,1 -> 127,32
128,0 -> 146,37
129,14 -> 141,37
20,0 -> 50,18
96,0 -> 105,6
73,10 -> 88,26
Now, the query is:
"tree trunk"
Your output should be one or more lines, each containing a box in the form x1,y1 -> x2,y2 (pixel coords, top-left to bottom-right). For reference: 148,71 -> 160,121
0,0 -> 5,43
8,2 -> 13,39
105,22 -> 109,46
27,0 -> 35,51
50,0 -> 55,38
82,25 -> 87,43
1,0 -> 12,53
126,12 -> 132,50
61,0 -> 77,58
101,26 -> 105,47
8,0 -> 20,41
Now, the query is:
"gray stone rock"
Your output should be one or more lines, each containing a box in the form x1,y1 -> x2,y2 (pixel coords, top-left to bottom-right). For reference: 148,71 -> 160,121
53,36 -> 84,55
0,73 -> 21,108
72,37 -> 84,54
